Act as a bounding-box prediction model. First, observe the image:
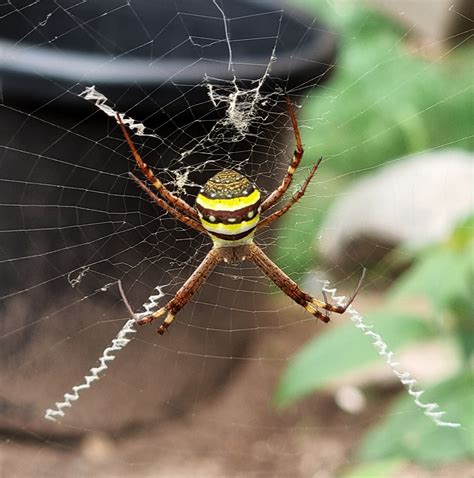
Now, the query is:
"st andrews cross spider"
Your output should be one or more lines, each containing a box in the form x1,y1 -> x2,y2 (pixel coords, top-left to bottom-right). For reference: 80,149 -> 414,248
116,97 -> 364,334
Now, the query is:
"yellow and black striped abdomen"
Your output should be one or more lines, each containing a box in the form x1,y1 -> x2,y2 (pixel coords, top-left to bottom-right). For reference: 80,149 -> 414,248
195,170 -> 261,247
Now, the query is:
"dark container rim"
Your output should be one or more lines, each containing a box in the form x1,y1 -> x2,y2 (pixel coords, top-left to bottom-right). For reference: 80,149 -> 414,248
0,1 -> 337,114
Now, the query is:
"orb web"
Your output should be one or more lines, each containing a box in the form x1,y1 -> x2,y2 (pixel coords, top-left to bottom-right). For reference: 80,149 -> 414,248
0,1 -> 470,476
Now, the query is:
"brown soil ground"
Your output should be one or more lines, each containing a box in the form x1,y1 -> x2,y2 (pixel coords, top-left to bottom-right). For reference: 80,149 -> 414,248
1,293 -> 472,478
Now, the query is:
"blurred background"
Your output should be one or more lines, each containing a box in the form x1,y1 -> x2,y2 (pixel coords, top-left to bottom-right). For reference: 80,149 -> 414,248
0,0 -> 472,477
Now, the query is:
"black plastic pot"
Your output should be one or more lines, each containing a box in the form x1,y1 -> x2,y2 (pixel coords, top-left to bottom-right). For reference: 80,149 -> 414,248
1,0 -> 336,113
0,0 -> 337,434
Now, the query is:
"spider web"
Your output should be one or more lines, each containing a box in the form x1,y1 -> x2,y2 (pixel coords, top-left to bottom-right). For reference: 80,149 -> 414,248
0,1 -> 471,476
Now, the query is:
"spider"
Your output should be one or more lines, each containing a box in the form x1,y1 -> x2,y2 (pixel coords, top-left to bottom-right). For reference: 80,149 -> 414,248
116,97 -> 364,335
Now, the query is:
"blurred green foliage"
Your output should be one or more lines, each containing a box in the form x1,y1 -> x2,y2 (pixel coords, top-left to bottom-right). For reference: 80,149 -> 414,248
340,459 -> 406,478
275,2 -> 473,275
275,214 -> 474,465
295,1 -> 473,173
274,2 -> 473,472
274,311 -> 434,406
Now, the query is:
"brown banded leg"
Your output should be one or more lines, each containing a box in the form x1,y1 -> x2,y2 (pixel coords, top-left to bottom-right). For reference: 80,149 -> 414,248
260,96 -> 305,213
308,268 -> 366,314
116,113 -> 200,221
129,173 -> 205,234
257,157 -> 322,229
137,248 -> 221,334
249,244 -> 364,322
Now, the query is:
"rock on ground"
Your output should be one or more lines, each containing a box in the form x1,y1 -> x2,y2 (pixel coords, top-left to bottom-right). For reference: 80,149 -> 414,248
318,149 -> 473,265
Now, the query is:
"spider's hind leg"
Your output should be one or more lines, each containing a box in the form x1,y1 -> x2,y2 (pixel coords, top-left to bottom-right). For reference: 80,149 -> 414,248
249,244 -> 365,323
137,307 -> 175,335
136,248 -> 221,334
308,268 -> 366,315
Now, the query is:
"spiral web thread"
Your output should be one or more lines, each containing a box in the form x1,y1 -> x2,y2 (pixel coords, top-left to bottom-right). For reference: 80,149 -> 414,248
79,86 -> 162,140
322,283 -> 461,428
44,282 -> 164,422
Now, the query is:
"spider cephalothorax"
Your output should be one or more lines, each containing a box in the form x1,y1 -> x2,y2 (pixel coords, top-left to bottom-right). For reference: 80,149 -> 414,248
117,97 -> 363,335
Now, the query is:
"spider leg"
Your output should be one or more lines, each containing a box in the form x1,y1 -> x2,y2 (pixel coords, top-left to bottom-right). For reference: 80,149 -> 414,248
116,113 -> 199,221
308,268 -> 366,315
249,244 -> 364,323
136,248 -> 221,334
129,173 -> 205,233
321,289 -> 330,322
257,157 -> 322,229
260,96 -> 305,213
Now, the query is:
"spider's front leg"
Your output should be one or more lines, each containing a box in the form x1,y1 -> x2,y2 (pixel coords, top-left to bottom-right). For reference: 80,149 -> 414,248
260,96 -> 305,213
137,248 -> 221,334
249,244 -> 364,322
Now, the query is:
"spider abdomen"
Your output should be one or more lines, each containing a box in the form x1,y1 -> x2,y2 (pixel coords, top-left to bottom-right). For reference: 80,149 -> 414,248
195,169 -> 261,246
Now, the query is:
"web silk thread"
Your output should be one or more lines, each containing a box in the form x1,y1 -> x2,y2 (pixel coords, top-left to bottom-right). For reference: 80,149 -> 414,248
44,285 -> 164,422
322,283 -> 461,428
44,318 -> 137,421
80,86 -> 156,138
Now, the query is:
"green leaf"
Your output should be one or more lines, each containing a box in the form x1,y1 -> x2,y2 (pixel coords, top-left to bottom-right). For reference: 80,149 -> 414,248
449,213 -> 474,251
297,4 -> 474,176
449,293 -> 474,360
389,248 -> 472,310
359,371 -> 474,465
274,312 -> 432,407
340,459 -> 406,478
